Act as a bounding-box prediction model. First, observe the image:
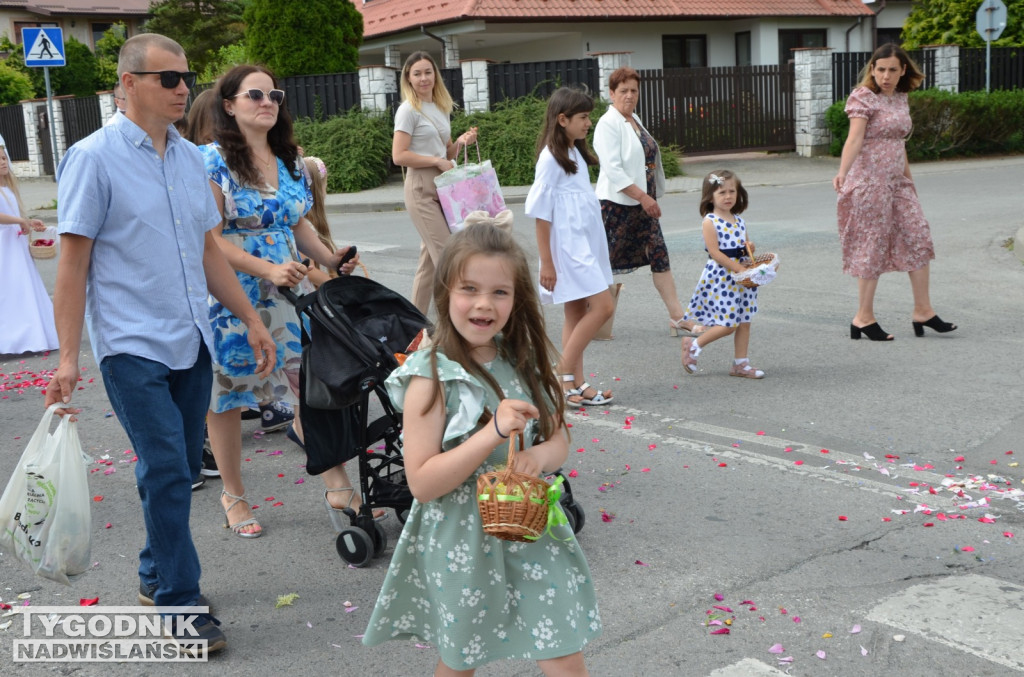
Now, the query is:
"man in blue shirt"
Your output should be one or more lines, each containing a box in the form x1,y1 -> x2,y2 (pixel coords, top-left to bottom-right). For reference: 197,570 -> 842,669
45,33 -> 276,654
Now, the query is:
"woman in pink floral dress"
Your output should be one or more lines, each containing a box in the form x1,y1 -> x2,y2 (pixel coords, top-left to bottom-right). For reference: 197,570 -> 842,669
833,44 -> 956,341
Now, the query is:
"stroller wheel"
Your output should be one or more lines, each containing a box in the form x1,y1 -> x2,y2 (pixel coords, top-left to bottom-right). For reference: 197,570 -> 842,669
564,502 -> 585,534
371,523 -> 388,557
336,527 -> 374,567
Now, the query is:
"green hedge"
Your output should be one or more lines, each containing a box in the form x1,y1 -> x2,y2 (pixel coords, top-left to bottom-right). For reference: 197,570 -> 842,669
294,96 -> 681,193
825,89 -> 1024,161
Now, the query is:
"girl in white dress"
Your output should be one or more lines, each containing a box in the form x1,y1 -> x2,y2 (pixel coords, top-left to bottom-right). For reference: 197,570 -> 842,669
525,88 -> 615,406
0,147 -> 58,355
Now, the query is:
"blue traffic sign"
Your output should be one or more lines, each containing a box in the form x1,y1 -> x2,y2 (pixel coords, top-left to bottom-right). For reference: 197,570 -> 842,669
23,27 -> 65,67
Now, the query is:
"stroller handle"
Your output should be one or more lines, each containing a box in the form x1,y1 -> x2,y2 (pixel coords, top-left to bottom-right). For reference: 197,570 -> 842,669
278,285 -> 301,305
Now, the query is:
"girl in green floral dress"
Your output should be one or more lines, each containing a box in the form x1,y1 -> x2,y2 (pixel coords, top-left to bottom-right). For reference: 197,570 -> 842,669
363,224 -> 600,675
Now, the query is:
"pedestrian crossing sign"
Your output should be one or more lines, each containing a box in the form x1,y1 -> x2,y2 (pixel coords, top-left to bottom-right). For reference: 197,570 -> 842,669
23,27 -> 65,67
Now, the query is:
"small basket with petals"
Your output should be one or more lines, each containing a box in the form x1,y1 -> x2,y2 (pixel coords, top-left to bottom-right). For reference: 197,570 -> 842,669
733,244 -> 779,289
29,231 -> 56,259
477,432 -> 550,542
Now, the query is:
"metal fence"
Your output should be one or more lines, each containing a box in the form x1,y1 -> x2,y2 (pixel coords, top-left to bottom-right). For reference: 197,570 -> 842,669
637,65 -> 795,154
488,59 -> 599,105
832,50 -> 936,101
959,46 -> 1024,91
61,95 -> 102,148
0,104 -> 28,161
282,71 -> 361,121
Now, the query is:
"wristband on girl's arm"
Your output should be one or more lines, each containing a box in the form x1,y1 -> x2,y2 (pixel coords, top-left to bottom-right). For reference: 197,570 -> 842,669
493,416 -> 509,439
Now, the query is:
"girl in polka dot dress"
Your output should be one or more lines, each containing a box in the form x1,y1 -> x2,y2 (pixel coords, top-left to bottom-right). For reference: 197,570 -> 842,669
681,170 -> 765,378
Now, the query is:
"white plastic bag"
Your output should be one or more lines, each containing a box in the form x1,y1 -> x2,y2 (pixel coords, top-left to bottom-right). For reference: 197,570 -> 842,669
0,404 -> 92,585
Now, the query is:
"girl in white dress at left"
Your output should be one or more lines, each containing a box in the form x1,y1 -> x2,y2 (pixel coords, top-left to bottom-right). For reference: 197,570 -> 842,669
0,146 -> 58,355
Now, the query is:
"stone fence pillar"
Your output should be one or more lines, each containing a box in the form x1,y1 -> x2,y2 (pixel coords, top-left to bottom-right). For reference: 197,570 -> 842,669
590,52 -> 632,101
923,44 -> 959,92
793,47 -> 833,157
359,65 -> 398,114
16,101 -> 44,178
460,59 -> 490,114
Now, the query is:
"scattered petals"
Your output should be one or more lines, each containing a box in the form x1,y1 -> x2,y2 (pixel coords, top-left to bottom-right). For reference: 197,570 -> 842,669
816,650 -> 827,659
822,633 -> 832,638
712,605 -> 733,613
794,460 -> 804,466
768,643 -> 784,654
838,515 -> 847,521
955,455 -> 965,462
1004,531 -> 1014,538
105,522 -> 112,529
79,598 -> 99,606
793,616 -> 801,623
634,560 -> 648,566
710,628 -> 730,635
568,469 -> 578,478
714,593 -> 724,601
861,645 -> 869,656
850,624 -> 862,634
93,496 -> 103,502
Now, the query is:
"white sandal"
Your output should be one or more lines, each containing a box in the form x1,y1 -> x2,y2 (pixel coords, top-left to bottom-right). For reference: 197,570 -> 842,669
561,374 -> 584,405
577,382 -> 613,406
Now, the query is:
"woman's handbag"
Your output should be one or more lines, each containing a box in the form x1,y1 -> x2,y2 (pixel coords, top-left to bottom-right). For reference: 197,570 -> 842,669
0,404 -> 92,585
434,142 -> 507,233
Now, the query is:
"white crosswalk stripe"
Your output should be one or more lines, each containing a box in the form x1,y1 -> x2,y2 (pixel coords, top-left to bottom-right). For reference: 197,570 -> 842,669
866,574 -> 1024,672
707,658 -> 791,676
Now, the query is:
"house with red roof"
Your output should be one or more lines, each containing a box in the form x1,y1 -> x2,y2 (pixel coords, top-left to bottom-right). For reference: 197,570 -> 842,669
355,0 -> 912,69
0,1 -> 149,51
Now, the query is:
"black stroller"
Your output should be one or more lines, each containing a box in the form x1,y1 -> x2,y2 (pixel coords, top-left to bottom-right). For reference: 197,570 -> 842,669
283,275 -> 586,567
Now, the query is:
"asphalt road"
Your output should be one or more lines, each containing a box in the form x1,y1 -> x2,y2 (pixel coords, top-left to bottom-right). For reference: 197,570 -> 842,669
2,154 -> 1023,676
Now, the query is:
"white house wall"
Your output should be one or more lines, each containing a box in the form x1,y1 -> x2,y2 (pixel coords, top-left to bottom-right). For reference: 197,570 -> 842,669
362,13 -> 913,71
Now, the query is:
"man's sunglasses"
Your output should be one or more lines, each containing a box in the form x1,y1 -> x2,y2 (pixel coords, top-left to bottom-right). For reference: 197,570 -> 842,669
233,88 -> 286,105
129,70 -> 197,89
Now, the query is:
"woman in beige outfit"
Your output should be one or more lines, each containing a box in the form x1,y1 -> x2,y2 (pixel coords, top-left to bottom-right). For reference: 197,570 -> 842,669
392,51 -> 477,314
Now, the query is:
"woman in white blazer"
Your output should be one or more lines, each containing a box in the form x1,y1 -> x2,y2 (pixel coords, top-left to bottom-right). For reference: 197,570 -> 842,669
593,67 -> 704,337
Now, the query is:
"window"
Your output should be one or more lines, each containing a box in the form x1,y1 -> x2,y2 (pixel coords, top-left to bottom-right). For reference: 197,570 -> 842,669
13,21 -> 58,44
735,32 -> 752,67
778,29 -> 827,64
91,22 -> 114,48
663,35 -> 707,69
877,29 -> 902,46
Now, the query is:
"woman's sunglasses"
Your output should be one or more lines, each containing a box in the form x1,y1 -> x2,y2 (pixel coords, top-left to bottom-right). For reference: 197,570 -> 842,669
233,88 -> 285,105
129,70 -> 197,89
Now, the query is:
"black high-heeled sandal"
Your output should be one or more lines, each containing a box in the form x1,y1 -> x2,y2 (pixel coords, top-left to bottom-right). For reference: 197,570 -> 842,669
912,315 -> 957,337
850,322 -> 894,341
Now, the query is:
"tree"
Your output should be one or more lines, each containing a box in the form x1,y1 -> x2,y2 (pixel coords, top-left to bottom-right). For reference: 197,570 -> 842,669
902,0 -> 1024,48
143,0 -> 246,76
245,0 -> 362,77
0,61 -> 34,104
1,35 -> 98,97
94,23 -> 127,90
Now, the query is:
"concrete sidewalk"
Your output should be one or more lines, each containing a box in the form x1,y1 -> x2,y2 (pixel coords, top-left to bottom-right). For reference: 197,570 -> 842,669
18,151 -> 1024,263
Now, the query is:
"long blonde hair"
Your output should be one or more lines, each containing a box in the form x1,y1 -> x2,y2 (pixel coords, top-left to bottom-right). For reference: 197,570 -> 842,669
399,51 -> 454,114
303,156 -> 335,254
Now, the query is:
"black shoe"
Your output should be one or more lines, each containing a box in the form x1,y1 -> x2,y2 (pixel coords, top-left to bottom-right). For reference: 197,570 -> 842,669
912,315 -> 957,337
138,581 -> 212,612
260,401 -> 295,432
850,322 -> 894,341
164,613 -> 226,655
191,473 -> 206,491
200,444 -> 220,478
241,408 -> 260,421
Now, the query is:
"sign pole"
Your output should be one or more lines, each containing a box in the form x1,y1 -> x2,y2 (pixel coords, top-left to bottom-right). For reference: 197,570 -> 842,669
43,65 -> 60,178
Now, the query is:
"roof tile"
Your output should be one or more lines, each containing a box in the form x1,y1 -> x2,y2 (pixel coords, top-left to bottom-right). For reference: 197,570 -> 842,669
357,0 -> 874,38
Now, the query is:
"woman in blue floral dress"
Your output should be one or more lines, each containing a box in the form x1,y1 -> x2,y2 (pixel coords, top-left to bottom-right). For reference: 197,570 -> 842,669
201,65 -> 360,538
